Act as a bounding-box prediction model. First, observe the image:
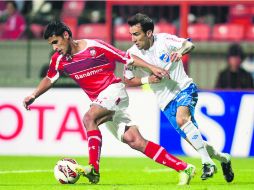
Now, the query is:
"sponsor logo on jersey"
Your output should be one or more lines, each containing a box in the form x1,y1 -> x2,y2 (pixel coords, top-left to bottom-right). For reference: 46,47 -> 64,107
159,52 -> 170,63
74,68 -> 103,79
192,135 -> 199,140
166,37 -> 182,42
89,48 -> 97,57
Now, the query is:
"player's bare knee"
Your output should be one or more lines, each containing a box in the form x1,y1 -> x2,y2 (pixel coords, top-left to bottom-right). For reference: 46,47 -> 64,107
177,106 -> 191,127
123,127 -> 135,143
123,126 -> 146,151
176,116 -> 189,127
83,112 -> 96,129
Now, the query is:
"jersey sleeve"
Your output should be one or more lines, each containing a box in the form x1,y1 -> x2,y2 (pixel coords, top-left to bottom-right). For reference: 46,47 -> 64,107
125,46 -> 142,79
127,45 -> 144,59
95,39 -> 134,65
163,33 -> 186,50
124,64 -> 150,79
124,65 -> 135,79
46,53 -> 62,83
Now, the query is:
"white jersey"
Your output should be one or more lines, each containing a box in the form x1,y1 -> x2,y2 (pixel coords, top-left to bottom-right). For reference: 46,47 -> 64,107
125,33 -> 193,110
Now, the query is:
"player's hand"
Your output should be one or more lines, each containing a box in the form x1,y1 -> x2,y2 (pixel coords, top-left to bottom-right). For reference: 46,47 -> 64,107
23,95 -> 36,110
170,51 -> 182,62
149,65 -> 170,79
148,75 -> 162,84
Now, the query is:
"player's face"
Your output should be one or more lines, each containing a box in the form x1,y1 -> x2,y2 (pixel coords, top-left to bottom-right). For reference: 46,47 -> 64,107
129,23 -> 152,50
48,32 -> 71,56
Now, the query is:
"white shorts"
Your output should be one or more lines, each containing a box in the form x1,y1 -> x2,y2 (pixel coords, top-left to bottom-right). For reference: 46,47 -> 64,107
92,83 -> 135,141
92,83 -> 129,111
104,110 -> 135,142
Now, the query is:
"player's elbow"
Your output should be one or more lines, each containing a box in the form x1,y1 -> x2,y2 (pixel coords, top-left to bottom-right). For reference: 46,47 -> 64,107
190,42 -> 195,51
187,41 -> 195,51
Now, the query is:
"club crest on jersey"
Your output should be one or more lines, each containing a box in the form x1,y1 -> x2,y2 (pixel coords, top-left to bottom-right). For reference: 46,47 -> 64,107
89,48 -> 97,57
159,52 -> 170,63
66,55 -> 73,61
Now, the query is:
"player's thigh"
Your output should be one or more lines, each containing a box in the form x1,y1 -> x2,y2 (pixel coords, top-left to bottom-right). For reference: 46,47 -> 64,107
176,93 -> 198,126
162,103 -> 187,138
176,89 -> 198,124
85,104 -> 114,124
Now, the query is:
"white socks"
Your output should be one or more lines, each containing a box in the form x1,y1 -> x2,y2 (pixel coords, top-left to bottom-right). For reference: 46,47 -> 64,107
182,121 -> 215,165
204,141 -> 230,163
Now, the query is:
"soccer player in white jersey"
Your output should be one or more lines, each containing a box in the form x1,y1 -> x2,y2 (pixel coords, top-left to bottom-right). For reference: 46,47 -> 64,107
124,13 -> 234,182
23,21 -> 196,185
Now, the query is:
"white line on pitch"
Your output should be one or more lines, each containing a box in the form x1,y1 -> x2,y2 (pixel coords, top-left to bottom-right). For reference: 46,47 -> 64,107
0,169 -> 111,174
0,168 -> 175,175
0,168 -> 173,175
0,169 -> 52,174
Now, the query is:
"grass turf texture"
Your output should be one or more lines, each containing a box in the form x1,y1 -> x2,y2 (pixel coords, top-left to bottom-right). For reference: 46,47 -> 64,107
0,156 -> 253,190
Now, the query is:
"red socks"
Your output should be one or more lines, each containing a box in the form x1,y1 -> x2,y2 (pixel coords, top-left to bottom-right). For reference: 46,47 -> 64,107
87,130 -> 102,173
87,132 -> 186,173
144,141 -> 187,172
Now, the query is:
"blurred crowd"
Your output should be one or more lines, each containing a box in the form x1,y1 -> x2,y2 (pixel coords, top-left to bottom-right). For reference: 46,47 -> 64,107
0,1 -> 254,40
0,1 -> 26,39
216,43 -> 254,89
0,1 -> 253,89
0,0 -> 105,40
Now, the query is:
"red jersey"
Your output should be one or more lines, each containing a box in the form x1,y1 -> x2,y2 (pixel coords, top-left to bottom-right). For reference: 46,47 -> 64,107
47,39 -> 133,100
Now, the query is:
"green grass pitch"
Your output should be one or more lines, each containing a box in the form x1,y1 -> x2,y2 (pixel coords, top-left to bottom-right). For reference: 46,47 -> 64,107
0,156 -> 253,190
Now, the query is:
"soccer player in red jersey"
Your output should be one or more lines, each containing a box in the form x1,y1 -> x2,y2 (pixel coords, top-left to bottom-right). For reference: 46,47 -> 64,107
23,21 -> 195,185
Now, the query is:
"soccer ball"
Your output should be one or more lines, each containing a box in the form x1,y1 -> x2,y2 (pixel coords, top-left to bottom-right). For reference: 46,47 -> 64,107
54,158 -> 80,184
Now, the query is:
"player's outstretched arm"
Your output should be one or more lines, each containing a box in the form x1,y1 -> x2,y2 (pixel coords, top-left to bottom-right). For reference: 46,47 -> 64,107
23,77 -> 53,110
131,55 -> 169,79
171,41 -> 195,62
124,75 -> 162,87
124,77 -> 142,87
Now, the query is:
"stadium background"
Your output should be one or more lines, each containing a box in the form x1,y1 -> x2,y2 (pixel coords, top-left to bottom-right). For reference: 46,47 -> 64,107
0,0 -> 254,159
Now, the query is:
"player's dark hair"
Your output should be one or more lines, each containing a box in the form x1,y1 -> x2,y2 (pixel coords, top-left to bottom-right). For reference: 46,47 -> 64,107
127,13 -> 154,33
227,43 -> 244,60
43,21 -> 72,39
